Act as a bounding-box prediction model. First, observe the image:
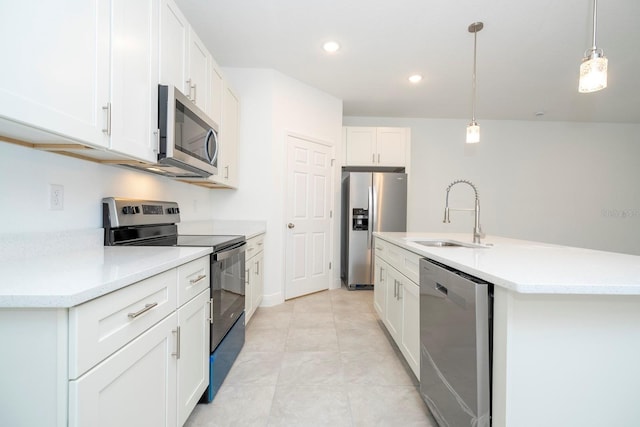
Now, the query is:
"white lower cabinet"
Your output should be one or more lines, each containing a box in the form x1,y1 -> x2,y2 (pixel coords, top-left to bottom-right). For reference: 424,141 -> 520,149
69,313 -> 178,427
0,255 -> 211,427
373,237 -> 420,378
245,233 -> 265,322
177,289 -> 210,426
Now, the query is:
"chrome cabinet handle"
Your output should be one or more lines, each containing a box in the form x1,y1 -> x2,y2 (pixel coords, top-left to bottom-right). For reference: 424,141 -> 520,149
208,298 -> 214,324
102,103 -> 111,136
127,302 -> 158,319
372,153 -> 375,163
153,129 -> 160,153
172,326 -> 181,359
245,269 -> 250,285
192,82 -> 197,103
393,280 -> 397,298
224,165 -> 229,179
255,260 -> 260,275
287,223 -> 295,229
398,282 -> 403,300
377,153 -> 380,163
189,274 -> 207,285
185,79 -> 192,99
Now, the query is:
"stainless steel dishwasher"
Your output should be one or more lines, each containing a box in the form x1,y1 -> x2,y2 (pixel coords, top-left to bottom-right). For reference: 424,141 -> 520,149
419,258 -> 493,427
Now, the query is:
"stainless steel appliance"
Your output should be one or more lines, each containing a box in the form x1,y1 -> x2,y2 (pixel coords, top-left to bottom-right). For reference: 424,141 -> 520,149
419,257 -> 493,427
341,171 -> 407,289
157,84 -> 219,178
102,197 -> 245,403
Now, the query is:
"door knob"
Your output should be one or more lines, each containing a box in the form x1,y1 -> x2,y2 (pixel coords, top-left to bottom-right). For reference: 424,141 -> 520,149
287,223 -> 295,229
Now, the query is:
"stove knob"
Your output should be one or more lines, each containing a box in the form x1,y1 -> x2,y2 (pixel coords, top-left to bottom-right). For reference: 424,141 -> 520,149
122,206 -> 131,214
134,206 -> 140,214
176,207 -> 180,214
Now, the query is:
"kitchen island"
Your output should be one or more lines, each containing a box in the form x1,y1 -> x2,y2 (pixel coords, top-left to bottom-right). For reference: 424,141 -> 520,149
374,232 -> 640,427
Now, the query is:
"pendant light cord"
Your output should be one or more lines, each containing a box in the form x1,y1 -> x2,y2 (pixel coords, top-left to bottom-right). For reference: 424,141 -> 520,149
591,0 -> 598,51
471,27 -> 478,123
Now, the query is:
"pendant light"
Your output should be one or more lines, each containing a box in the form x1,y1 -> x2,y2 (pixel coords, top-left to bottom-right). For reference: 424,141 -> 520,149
466,22 -> 483,144
579,0 -> 607,93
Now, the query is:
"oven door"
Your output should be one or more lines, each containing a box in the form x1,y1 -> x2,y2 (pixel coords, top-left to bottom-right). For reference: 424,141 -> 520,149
211,241 -> 246,351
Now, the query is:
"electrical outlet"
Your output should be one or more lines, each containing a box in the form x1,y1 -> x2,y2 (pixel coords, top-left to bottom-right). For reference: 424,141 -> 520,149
50,184 -> 64,210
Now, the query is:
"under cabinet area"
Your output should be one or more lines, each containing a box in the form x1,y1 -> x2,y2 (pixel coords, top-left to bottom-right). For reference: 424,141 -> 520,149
245,233 -> 265,322
343,126 -> 410,168
373,237 -> 420,378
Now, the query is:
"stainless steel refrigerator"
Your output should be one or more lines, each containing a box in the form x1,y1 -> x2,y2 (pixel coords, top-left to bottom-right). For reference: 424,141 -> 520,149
341,171 -> 407,289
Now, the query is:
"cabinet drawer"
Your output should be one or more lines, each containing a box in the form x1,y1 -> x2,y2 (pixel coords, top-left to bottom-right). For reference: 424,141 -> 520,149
375,238 -> 421,283
177,256 -> 210,307
245,233 -> 265,260
69,269 -> 178,379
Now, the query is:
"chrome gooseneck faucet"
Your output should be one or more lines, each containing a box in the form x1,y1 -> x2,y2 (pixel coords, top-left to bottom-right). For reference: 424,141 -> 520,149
443,179 -> 485,244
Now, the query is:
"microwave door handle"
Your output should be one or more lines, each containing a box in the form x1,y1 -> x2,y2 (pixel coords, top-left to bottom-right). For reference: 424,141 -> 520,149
204,129 -> 218,164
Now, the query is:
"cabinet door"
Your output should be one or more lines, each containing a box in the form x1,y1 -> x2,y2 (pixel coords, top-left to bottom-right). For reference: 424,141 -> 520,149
245,262 -> 253,320
159,0 -> 188,93
344,127 -> 376,166
109,0 -> 159,163
177,289 -> 210,427
0,0 -> 110,147
400,279 -> 420,378
209,60 -> 224,126
252,252 -> 264,314
384,266 -> 403,343
373,256 -> 386,318
69,313 -> 177,427
218,84 -> 239,187
376,127 -> 406,166
187,27 -> 210,112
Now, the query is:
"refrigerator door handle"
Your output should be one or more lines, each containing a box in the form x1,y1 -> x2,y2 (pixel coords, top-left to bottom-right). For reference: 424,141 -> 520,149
368,185 -> 374,249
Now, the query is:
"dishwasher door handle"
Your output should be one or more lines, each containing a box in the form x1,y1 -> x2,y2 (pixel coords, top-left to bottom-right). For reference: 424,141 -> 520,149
435,283 -> 448,295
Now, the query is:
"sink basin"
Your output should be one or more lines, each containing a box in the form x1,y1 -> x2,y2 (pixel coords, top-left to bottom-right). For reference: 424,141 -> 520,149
415,240 -> 464,247
409,239 -> 491,249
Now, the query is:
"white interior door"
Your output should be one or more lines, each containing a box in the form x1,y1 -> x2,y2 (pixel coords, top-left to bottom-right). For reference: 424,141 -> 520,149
285,135 -> 333,300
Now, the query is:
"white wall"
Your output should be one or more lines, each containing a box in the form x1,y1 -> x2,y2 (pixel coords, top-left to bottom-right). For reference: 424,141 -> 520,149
0,141 -> 215,234
344,117 -> 640,256
210,68 -> 343,305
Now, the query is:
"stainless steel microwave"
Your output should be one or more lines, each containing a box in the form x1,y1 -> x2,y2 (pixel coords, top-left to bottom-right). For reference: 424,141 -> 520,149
158,85 -> 219,178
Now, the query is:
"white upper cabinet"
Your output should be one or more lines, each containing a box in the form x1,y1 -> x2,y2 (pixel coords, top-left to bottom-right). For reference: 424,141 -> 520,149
108,0 -> 160,163
186,28 -> 211,113
160,0 -> 211,115
211,83 -> 239,188
343,126 -> 410,168
0,0 -> 110,148
160,0 -> 189,94
209,60 -> 224,126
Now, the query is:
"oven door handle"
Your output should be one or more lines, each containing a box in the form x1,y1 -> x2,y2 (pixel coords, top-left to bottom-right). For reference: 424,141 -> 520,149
214,242 -> 247,261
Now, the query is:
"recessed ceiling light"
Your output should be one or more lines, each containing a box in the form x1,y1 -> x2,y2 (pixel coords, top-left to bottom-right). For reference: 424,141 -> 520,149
408,74 -> 423,84
323,41 -> 340,53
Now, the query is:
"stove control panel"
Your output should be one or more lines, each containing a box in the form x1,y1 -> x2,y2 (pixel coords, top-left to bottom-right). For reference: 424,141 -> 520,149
102,197 -> 181,228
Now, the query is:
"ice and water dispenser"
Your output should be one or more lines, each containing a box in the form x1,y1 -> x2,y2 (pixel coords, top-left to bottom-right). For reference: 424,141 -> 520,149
352,208 -> 369,230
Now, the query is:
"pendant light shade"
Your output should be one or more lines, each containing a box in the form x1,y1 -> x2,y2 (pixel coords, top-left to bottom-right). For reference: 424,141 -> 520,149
579,0 -> 607,93
466,22 -> 483,144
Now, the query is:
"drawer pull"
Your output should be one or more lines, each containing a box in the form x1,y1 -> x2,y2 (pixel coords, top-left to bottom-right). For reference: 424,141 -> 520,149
247,247 -> 255,252
127,302 -> 158,319
189,274 -> 208,285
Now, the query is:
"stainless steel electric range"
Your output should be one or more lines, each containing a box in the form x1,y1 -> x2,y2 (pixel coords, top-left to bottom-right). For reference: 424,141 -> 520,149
102,197 -> 245,402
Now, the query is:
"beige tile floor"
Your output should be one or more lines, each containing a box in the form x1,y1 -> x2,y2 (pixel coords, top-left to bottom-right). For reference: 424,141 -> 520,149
184,287 -> 436,427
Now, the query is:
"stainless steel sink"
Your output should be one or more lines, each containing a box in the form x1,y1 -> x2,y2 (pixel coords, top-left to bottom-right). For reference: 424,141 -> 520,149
410,239 -> 491,249
416,240 -> 463,247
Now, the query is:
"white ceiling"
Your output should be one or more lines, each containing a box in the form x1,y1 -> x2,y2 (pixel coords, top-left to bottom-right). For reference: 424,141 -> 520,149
176,0 -> 640,123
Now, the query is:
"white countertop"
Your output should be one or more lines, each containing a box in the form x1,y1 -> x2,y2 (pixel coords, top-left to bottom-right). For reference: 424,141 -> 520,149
178,220 -> 266,239
0,230 -> 212,308
374,232 -> 640,295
